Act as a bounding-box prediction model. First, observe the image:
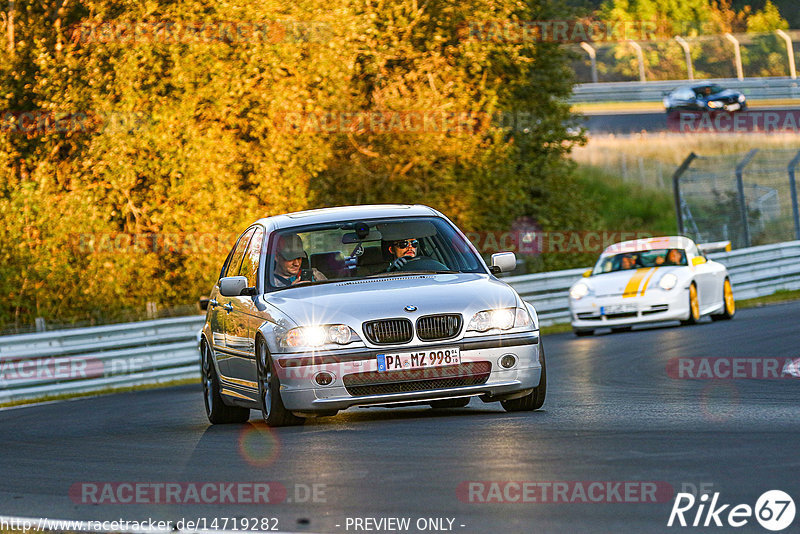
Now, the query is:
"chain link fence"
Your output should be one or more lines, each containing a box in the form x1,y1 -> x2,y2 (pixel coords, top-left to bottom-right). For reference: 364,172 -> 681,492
674,148 -> 800,248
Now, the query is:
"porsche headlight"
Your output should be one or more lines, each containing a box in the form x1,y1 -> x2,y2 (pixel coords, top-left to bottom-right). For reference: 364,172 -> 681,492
707,101 -> 723,109
659,273 -> 678,291
468,308 -> 530,332
570,283 -> 589,300
281,324 -> 356,348
738,94 -> 746,102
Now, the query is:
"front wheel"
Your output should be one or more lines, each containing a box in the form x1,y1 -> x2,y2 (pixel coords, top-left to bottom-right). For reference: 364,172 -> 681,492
257,339 -> 304,427
680,283 -> 701,325
201,340 -> 250,424
711,278 -> 735,321
502,343 -> 547,412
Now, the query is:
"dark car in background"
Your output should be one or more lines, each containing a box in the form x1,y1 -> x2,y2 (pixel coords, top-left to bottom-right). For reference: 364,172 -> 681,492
663,83 -> 747,113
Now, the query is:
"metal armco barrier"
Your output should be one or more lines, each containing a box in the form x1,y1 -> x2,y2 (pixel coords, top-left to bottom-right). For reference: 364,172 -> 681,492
571,76 -> 800,103
2,240 -> 799,402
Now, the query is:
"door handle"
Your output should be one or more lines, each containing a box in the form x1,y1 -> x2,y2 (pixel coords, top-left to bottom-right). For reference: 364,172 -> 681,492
209,299 -> 219,308
223,302 -> 233,313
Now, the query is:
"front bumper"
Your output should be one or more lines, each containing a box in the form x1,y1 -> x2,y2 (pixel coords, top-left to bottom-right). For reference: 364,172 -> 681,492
273,332 -> 542,411
570,288 -> 690,329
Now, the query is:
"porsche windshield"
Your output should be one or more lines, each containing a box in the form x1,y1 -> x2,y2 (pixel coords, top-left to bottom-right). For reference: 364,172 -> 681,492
592,248 -> 687,274
266,217 -> 485,289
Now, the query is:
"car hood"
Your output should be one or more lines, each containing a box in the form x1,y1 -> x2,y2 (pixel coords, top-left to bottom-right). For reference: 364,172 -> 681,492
583,266 -> 681,297
262,273 -> 518,326
706,90 -> 740,102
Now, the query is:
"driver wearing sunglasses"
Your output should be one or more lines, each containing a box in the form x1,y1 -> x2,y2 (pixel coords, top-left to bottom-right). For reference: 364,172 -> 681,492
386,238 -> 419,272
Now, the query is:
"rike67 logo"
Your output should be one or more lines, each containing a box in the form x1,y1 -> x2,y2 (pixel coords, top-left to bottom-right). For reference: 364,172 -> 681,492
668,490 -> 795,531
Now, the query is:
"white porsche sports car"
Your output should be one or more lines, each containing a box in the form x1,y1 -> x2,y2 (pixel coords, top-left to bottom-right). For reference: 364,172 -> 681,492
568,236 -> 735,336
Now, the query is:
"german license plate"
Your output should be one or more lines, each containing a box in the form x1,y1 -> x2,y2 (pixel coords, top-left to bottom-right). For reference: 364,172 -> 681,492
377,348 -> 460,372
725,103 -> 741,111
601,304 -> 637,315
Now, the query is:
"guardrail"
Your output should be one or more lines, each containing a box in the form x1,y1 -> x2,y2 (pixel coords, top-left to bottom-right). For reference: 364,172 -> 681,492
1,241 -> 799,403
571,76 -> 800,103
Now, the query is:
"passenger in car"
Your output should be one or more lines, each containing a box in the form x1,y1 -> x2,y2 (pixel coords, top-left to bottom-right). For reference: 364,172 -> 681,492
272,234 -> 327,287
386,238 -> 419,272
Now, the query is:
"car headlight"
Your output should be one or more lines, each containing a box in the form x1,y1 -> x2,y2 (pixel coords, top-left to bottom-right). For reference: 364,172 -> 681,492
570,283 -> 589,300
738,94 -> 746,102
467,307 -> 530,332
280,324 -> 356,348
658,273 -> 678,291
707,101 -> 723,109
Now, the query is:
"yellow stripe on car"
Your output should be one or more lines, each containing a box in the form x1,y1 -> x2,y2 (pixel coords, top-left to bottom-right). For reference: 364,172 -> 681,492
639,267 -> 659,296
623,268 -> 652,298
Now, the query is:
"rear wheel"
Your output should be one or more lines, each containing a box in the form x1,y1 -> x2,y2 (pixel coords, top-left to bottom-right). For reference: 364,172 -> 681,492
257,339 -> 304,427
711,278 -> 735,321
430,398 -> 470,409
201,340 -> 250,424
502,344 -> 547,412
680,283 -> 701,325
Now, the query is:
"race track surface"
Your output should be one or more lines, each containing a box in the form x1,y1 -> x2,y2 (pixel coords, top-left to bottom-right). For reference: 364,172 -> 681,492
1,302 -> 799,533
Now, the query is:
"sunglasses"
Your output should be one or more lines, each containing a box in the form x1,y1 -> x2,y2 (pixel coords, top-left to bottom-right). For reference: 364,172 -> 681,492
393,239 -> 418,248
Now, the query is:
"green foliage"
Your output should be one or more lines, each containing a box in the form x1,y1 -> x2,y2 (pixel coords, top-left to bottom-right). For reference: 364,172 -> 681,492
0,0 -> 588,330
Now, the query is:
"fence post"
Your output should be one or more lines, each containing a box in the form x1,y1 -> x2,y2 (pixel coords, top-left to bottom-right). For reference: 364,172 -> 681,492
724,33 -> 744,80
579,42 -> 598,83
627,40 -> 646,82
735,149 -> 758,248
788,150 -> 800,241
674,36 -> 694,80
34,317 -> 46,332
776,30 -> 797,80
672,152 -> 697,235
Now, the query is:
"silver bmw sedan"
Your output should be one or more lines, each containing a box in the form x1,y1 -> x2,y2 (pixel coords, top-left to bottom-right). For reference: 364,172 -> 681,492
199,204 -> 545,426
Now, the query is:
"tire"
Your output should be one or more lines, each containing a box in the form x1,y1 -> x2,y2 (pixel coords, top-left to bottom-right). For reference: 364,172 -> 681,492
573,328 -> 593,337
680,282 -> 701,326
430,398 -> 470,409
201,340 -> 250,424
257,338 -> 304,427
502,343 -> 547,412
611,326 -> 632,333
711,278 -> 735,321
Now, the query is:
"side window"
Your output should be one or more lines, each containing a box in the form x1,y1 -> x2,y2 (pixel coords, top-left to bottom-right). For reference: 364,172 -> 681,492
224,227 -> 256,279
238,227 -> 264,288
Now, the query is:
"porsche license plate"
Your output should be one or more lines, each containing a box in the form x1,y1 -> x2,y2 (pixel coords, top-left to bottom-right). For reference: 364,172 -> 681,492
377,348 -> 460,372
601,304 -> 637,315
725,103 -> 741,111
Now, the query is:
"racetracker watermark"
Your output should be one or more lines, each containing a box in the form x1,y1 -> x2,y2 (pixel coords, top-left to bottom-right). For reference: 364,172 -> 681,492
666,357 -> 800,380
456,481 -> 674,503
461,20 -> 659,43
0,356 -> 104,384
0,110 -> 149,136
669,111 -> 800,134
272,110 -> 545,134
69,232 -> 238,255
71,20 -> 333,45
463,230 -> 653,255
68,482 -> 326,504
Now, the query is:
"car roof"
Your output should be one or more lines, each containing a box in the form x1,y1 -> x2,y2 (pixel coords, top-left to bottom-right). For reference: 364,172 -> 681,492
252,204 -> 442,231
601,236 -> 695,255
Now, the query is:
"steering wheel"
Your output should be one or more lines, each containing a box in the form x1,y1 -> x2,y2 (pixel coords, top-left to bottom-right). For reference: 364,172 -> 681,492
397,256 -> 449,272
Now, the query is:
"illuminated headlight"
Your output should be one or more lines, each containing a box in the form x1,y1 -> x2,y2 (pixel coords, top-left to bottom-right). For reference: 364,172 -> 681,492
281,324 -> 356,348
738,94 -> 746,102
707,101 -> 723,109
468,308 -> 530,332
570,283 -> 589,300
658,273 -> 678,291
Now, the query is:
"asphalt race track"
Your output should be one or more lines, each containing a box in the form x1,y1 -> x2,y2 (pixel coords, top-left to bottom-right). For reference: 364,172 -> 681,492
1,302 -> 799,533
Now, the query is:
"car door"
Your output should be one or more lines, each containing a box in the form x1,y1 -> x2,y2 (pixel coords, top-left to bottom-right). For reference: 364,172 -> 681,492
226,226 -> 265,385
216,226 -> 256,376
688,245 -> 716,310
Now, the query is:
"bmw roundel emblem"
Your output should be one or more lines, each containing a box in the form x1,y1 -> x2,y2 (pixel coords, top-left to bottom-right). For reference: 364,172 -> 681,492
404,305 -> 417,312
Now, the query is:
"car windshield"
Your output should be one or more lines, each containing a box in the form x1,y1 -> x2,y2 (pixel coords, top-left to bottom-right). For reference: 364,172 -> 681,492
694,84 -> 724,96
266,216 -> 485,290
592,248 -> 687,274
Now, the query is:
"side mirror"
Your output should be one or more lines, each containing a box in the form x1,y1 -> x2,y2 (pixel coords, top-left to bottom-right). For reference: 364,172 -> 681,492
691,256 -> 707,266
583,269 -> 592,278
490,252 -> 517,274
219,276 -> 253,297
